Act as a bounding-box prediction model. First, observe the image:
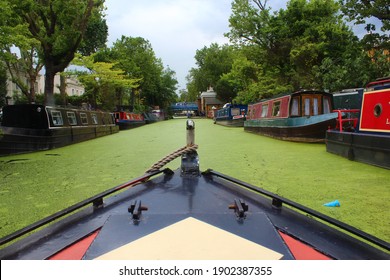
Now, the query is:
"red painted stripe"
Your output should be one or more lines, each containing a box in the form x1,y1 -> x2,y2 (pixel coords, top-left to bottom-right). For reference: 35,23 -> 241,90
49,230 -> 100,260
279,231 -> 332,260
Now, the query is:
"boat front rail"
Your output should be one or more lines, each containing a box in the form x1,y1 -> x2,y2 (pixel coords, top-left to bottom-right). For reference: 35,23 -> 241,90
333,109 -> 360,132
203,169 -> 390,252
0,168 -> 170,247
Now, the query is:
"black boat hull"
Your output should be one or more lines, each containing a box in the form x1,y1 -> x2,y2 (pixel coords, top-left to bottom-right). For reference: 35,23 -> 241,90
0,125 -> 119,155
326,130 -> 390,169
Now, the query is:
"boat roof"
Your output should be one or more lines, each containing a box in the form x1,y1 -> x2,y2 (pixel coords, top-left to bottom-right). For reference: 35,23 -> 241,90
251,90 -> 330,104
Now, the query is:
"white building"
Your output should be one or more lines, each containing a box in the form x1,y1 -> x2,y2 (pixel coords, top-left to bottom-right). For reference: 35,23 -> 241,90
5,72 -> 84,104
200,87 -> 223,118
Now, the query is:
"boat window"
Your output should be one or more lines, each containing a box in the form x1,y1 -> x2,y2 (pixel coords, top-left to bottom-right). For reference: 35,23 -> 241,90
91,113 -> 98,124
313,98 -> 319,115
272,101 -> 281,117
323,97 -> 331,113
291,97 -> 300,116
51,110 -> 63,126
231,108 -> 240,116
80,113 -> 88,125
67,112 -> 77,125
304,98 -> 310,116
261,104 -> 268,117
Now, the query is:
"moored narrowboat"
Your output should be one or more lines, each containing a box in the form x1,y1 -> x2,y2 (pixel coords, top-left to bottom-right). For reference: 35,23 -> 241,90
113,111 -> 146,130
0,104 -> 119,156
332,88 -> 363,110
244,90 -> 338,142
326,78 -> 390,169
0,120 -> 388,261
214,103 -> 247,127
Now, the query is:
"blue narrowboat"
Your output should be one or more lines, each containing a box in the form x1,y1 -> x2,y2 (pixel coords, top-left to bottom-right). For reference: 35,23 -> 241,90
214,103 -> 247,127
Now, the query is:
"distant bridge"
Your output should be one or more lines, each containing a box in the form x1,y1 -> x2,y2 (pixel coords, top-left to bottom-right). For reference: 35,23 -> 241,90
170,102 -> 198,111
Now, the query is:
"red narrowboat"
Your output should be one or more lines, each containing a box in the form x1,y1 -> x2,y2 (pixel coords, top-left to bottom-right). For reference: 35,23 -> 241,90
326,77 -> 390,169
245,90 -> 338,142
113,111 -> 146,130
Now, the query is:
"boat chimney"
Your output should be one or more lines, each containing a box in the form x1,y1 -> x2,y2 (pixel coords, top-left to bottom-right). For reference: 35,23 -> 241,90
181,120 -> 200,177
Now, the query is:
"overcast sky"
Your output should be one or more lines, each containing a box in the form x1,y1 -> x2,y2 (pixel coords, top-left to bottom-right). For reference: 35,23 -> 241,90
104,0 -> 369,92
104,0 -> 288,91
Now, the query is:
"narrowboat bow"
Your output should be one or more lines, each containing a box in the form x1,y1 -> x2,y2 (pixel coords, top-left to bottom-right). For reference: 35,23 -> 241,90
0,120 -> 388,260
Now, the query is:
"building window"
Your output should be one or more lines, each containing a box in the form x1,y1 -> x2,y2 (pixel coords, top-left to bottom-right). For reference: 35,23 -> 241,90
67,112 -> 77,125
80,113 -> 88,125
91,113 -> 98,124
51,111 -> 63,126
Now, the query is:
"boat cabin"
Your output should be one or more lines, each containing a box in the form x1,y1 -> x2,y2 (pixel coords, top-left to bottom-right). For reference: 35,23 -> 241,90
0,104 -> 118,155
2,104 -> 116,129
215,104 -> 247,120
247,90 -> 333,120
114,111 -> 144,122
332,88 -> 363,110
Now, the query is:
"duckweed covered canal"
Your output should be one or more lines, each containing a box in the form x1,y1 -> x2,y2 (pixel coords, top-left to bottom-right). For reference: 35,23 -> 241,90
1,118 -> 389,244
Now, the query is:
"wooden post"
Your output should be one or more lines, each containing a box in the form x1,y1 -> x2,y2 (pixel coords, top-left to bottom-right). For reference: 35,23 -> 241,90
186,120 -> 195,146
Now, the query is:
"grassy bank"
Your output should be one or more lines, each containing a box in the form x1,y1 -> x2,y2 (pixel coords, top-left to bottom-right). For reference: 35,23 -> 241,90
0,118 -> 389,244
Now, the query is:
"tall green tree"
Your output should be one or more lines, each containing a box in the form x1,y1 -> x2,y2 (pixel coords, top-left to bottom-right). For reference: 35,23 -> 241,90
159,66 -> 179,109
78,4 -> 108,56
8,0 -> 104,105
226,0 -> 366,94
109,36 -> 176,110
187,43 -> 236,101
340,0 -> 390,32
340,0 -> 390,78
0,64 -> 7,107
71,53 -> 139,110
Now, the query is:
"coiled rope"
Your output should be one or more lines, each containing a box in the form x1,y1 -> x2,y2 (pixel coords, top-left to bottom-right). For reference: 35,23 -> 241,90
145,144 -> 198,173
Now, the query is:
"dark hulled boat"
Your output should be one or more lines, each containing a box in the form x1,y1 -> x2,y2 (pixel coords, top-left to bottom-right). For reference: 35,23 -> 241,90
0,120 -> 388,260
244,90 -> 338,142
326,78 -> 390,169
214,104 -> 247,127
0,104 -> 119,156
332,88 -> 363,110
113,111 -> 146,130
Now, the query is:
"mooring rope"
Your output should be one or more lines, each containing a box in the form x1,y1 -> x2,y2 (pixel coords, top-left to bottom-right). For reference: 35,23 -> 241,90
145,144 -> 198,173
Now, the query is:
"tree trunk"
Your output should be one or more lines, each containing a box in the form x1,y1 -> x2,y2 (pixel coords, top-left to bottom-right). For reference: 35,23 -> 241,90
44,65 -> 56,106
28,75 -> 36,104
60,75 -> 67,106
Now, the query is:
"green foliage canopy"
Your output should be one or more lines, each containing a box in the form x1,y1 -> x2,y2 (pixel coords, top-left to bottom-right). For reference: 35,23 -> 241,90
4,0 -> 104,105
